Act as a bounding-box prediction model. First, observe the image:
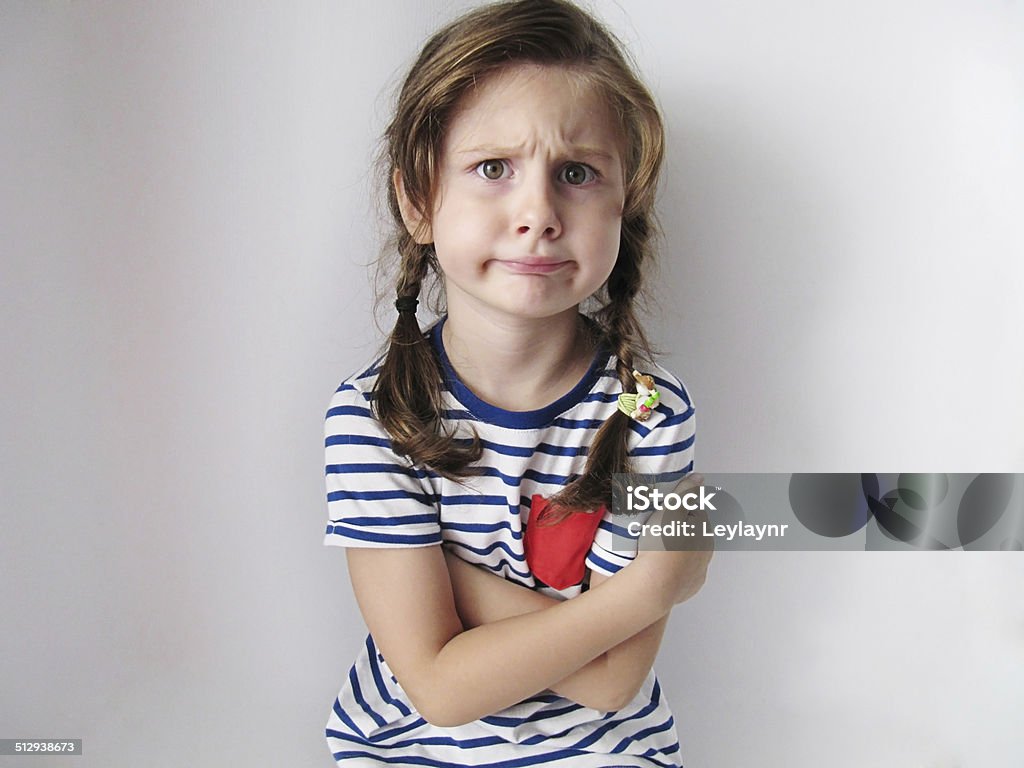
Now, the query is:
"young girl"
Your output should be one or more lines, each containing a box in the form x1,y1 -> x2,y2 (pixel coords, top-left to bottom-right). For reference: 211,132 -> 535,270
323,1 -> 709,765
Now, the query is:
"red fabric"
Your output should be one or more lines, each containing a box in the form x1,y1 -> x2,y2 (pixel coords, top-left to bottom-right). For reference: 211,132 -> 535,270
523,495 -> 605,590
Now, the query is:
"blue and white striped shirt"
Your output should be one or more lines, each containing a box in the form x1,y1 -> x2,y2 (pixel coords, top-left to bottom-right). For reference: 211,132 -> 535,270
324,320 -> 696,767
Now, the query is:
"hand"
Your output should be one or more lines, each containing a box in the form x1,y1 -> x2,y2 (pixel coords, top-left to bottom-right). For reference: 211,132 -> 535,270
630,473 -> 714,610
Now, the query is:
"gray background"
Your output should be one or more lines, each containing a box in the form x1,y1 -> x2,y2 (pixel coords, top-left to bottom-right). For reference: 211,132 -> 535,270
2,1 -> 1023,766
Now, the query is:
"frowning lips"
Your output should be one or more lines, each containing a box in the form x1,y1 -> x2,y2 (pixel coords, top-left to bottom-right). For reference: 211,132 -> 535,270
492,256 -> 574,274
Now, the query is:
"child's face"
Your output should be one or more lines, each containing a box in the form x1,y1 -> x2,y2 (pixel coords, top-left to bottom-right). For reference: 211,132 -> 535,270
426,64 -> 625,324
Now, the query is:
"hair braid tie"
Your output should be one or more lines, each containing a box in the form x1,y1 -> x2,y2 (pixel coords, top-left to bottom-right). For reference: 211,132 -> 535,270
394,297 -> 419,314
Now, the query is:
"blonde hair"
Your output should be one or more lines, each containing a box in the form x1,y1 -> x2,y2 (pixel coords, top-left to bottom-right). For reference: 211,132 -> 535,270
372,0 -> 665,519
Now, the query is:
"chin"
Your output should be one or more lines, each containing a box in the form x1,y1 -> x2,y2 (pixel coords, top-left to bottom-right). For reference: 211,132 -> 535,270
500,302 -> 583,322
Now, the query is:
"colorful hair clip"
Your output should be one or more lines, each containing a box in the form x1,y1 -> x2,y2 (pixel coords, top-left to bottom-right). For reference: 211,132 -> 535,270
617,370 -> 661,422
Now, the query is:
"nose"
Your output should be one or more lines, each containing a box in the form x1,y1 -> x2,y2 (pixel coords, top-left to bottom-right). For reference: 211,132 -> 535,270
513,174 -> 562,240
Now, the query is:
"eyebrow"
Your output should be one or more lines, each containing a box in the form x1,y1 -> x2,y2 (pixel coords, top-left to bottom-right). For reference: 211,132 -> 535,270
453,145 -> 616,162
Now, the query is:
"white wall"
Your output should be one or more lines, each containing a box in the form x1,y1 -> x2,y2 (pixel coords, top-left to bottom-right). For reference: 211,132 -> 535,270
1,1 -> 1022,766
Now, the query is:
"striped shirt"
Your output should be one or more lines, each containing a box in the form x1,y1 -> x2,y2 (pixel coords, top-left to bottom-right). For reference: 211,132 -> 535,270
323,319 -> 696,767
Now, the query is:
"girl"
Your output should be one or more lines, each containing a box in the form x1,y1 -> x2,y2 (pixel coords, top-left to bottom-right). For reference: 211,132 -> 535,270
323,1 -> 710,765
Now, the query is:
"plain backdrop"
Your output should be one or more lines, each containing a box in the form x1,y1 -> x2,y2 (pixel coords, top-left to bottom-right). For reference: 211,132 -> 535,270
2,1 -> 1023,766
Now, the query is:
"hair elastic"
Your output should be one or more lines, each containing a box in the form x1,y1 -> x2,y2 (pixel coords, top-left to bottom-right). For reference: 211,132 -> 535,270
616,370 -> 661,422
394,297 -> 419,314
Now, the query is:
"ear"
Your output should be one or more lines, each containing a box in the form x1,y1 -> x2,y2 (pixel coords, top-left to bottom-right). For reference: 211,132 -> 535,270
393,170 -> 433,245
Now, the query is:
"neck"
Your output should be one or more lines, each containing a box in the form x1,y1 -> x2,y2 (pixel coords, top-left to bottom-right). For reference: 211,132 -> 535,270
441,305 -> 595,412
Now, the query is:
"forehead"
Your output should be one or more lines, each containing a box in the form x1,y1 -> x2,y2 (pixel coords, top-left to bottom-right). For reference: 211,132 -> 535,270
443,64 -> 623,157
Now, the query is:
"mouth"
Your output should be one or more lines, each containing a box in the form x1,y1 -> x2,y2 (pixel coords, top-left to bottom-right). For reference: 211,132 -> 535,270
495,258 -> 573,275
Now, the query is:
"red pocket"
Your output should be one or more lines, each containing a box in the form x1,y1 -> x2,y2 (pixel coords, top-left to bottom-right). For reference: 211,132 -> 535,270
523,495 -> 605,590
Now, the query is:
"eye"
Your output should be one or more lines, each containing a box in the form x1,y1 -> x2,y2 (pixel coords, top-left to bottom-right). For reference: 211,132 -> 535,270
560,162 -> 596,186
475,159 -> 509,180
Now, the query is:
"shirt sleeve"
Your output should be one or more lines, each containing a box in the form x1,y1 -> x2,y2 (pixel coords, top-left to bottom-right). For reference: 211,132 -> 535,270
322,379 -> 441,548
585,367 -> 696,576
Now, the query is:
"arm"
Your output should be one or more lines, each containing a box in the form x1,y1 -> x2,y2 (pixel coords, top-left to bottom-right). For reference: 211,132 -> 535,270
443,549 -> 668,711
440,472 -> 711,710
345,543 -> 687,728
584,571 -> 669,709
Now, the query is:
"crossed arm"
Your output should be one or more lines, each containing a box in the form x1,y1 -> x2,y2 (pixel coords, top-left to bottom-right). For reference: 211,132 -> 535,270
442,548 -> 668,712
346,544 -> 669,727
435,473 -> 712,712
346,516 -> 710,726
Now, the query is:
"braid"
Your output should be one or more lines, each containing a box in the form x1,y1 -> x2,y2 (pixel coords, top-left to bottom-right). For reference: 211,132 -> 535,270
373,242 -> 482,477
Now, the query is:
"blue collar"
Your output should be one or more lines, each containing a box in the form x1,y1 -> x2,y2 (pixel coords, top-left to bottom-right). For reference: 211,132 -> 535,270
429,317 -> 608,430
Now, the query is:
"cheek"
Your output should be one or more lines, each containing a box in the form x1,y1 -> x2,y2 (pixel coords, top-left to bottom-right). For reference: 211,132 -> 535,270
591,208 -> 623,258
431,209 -> 468,257
434,197 -> 495,244
601,234 -> 622,276
597,221 -> 623,278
